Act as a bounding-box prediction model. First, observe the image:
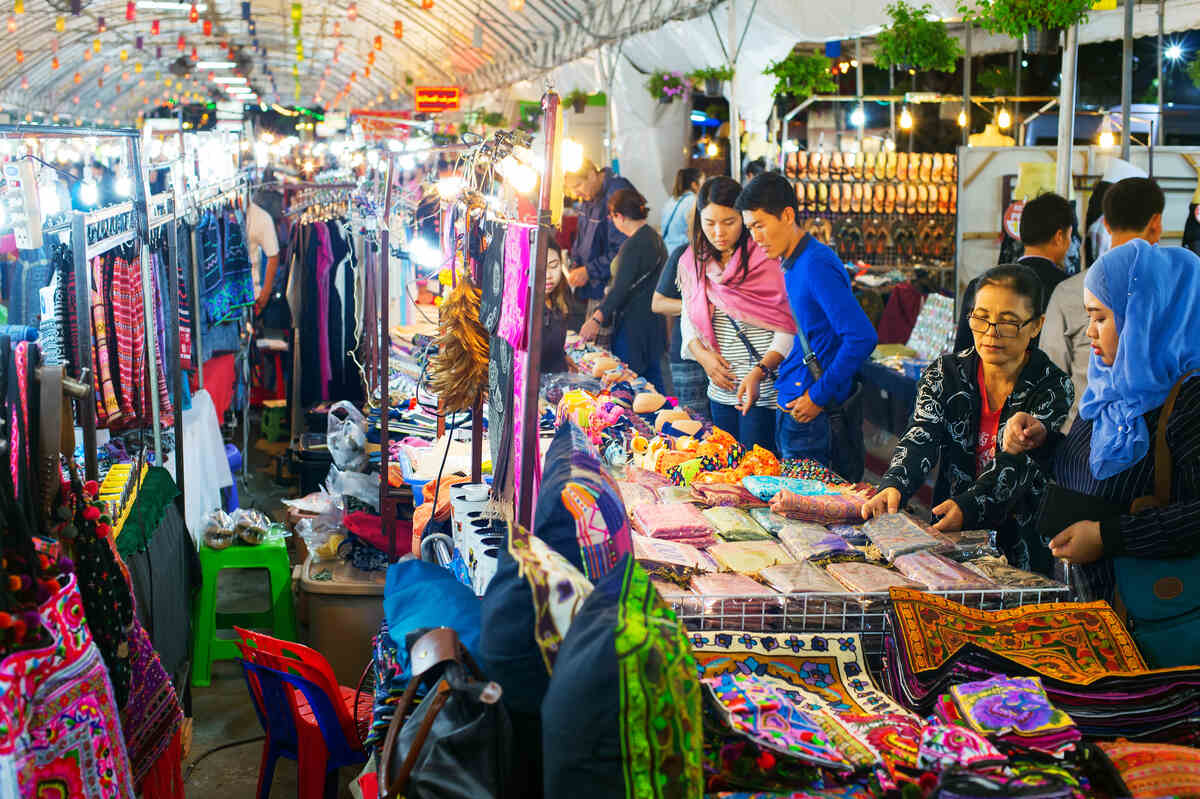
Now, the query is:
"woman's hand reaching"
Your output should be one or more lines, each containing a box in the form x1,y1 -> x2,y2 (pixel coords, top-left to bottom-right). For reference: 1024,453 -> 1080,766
860,487 -> 902,520
1003,412 -> 1047,454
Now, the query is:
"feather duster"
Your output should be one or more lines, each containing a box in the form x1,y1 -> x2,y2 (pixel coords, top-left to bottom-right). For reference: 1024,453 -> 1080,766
428,278 -> 489,412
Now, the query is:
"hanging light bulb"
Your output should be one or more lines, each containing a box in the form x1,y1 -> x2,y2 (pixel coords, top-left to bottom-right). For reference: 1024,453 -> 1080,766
15,49 -> 23,64
126,1 -> 135,20
367,50 -> 375,65
103,62 -> 111,72
421,0 -> 433,9
394,19 -> 402,37
135,62 -> 142,73
189,2 -> 198,22
20,76 -> 28,90
80,180 -> 99,206
957,108 -> 967,127
6,16 -> 15,32
73,71 -> 81,83
996,107 -> 1012,129
55,15 -> 65,31
150,18 -> 159,35
191,44 -> 197,59
373,33 -> 382,49
177,33 -> 185,50
332,20 -> 340,35
203,18 -> 212,35
120,48 -> 128,61
52,56 -> 59,69
899,106 -> 914,131
347,2 -> 356,19
83,48 -> 92,60
97,15 -> 106,32
509,0 -> 524,10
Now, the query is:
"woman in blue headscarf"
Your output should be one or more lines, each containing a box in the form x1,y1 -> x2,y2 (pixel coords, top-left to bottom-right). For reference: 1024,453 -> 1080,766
1005,239 -> 1200,602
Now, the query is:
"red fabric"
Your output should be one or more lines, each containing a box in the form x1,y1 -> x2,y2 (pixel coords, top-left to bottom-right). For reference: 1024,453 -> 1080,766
137,729 -> 184,798
344,511 -> 412,557
250,351 -> 287,406
201,353 -> 237,420
877,282 -> 925,345
976,360 -> 1002,477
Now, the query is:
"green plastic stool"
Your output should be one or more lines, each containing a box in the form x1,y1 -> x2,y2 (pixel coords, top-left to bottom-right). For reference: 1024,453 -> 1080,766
191,536 -> 297,687
260,399 -> 288,443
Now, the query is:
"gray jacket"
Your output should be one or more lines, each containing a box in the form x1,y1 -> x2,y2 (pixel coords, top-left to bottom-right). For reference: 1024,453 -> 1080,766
1041,270 -> 1091,432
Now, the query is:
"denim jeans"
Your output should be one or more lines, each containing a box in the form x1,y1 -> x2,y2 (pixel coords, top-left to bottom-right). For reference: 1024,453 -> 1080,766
710,401 -> 778,455
775,409 -> 832,464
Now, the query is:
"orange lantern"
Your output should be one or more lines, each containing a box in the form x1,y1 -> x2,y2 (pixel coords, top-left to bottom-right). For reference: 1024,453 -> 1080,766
73,71 -> 81,83
52,56 -> 59,69
151,19 -> 160,35
421,0 -> 433,9
393,19 -> 402,37
189,2 -> 198,23
15,49 -> 23,63
374,34 -> 382,49
203,18 -> 212,35
347,2 -> 356,20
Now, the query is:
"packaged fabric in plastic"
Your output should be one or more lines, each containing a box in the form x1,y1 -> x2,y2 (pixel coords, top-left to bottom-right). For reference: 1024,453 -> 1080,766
703,507 -> 772,542
690,482 -> 767,509
827,523 -> 869,545
651,578 -> 703,617
201,509 -> 236,550
690,572 -> 783,631
747,507 -> 790,535
231,508 -> 271,545
632,502 -> 714,541
757,561 -> 846,594
964,556 -> 1067,589
325,465 -> 381,513
891,551 -> 997,591
707,540 -> 793,577
826,562 -> 923,593
776,523 -> 854,561
656,485 -> 696,504
936,529 -> 1001,562
742,475 -> 831,501
633,535 -> 715,584
622,465 -> 673,490
616,481 -> 658,515
863,512 -> 948,561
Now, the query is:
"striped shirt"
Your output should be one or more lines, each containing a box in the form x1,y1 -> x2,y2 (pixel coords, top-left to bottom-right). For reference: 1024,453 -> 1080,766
707,308 -> 779,408
1052,375 -> 1200,602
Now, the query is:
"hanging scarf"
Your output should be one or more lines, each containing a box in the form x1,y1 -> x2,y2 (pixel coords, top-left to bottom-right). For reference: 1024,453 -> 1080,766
1079,239 -> 1200,479
677,238 -> 796,351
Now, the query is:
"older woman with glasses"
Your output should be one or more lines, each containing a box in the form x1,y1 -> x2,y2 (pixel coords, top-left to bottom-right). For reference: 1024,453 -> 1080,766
857,264 -> 1074,573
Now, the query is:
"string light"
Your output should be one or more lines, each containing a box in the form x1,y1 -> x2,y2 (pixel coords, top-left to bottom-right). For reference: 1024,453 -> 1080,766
7,16 -> 16,32
899,106 -> 913,131
126,1 -> 136,20
52,56 -> 59,69
97,15 -> 106,31
394,19 -> 402,37
84,48 -> 92,60
333,20 -> 340,34
996,107 -> 1012,129
151,18 -> 159,34
509,0 -> 523,10
15,49 -> 23,64
55,15 -> 64,30
957,108 -> 967,127
203,17 -> 211,34
189,2 -> 198,22
347,1 -> 356,19
374,33 -> 382,49
93,37 -> 102,51
421,0 -> 433,9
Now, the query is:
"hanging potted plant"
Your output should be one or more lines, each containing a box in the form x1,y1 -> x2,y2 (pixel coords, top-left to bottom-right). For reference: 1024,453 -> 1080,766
763,49 -> 837,101
690,65 -> 734,97
875,1 -> 964,73
976,64 -> 1016,95
563,89 -> 589,114
647,71 -> 691,104
959,0 -> 1093,54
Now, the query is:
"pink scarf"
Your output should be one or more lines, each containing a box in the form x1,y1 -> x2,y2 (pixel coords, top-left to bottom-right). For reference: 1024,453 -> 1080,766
678,238 -> 797,350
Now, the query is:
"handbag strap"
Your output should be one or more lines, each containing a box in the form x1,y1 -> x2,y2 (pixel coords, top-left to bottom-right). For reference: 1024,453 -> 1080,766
383,678 -> 452,799
1136,368 -> 1200,510
725,316 -> 776,381
780,234 -> 824,382
663,195 -> 686,234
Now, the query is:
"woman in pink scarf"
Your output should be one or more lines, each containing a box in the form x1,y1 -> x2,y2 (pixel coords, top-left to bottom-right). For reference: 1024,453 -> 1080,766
678,176 -> 797,453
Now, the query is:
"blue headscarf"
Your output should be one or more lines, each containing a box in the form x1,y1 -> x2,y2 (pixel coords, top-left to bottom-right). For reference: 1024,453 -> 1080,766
1078,239 -> 1200,479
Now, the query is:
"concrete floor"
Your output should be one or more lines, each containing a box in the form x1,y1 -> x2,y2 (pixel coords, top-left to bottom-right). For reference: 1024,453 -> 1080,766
184,427 -> 361,798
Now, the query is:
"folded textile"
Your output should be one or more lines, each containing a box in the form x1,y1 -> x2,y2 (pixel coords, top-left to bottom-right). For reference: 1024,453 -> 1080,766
747,507 -> 789,535
1096,740 -> 1200,798
708,540 -> 794,576
758,561 -> 846,594
692,482 -> 769,509
650,578 -> 702,617
949,675 -> 1080,754
704,507 -> 774,542
863,512 -> 947,561
690,573 -> 783,631
917,723 -> 1006,772
891,551 -> 996,591
775,491 -> 870,525
632,501 -> 714,540
616,481 -> 658,515
633,534 -> 716,584
742,475 -> 831,501
825,562 -> 922,594
777,523 -> 854,562
935,528 -> 1000,562
964,556 -> 1067,589
656,485 -> 697,503
780,458 -> 848,484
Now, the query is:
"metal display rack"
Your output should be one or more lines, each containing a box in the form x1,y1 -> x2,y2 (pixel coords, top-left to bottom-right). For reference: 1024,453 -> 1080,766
670,585 -> 1073,670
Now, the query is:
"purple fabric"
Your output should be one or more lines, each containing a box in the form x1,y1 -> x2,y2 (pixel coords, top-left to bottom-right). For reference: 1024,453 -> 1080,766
315,223 -> 334,400
497,227 -> 531,349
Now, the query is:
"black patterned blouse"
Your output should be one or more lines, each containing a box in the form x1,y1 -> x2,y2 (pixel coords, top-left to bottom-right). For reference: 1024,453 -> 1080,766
877,347 -> 1074,572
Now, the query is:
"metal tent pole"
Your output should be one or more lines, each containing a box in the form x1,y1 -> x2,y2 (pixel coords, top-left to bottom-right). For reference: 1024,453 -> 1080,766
165,164 -> 186,508
1157,0 -> 1166,146
1057,25 -> 1080,198
70,211 -> 99,483
855,38 -> 864,151
727,0 -> 741,181
1120,0 -> 1134,160
963,25 -> 972,148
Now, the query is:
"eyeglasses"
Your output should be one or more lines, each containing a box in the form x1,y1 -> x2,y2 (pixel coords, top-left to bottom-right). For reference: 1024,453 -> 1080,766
968,314 -> 1036,338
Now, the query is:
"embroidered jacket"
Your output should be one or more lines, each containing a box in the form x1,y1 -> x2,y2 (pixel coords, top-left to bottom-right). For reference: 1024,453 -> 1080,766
878,347 -> 1073,569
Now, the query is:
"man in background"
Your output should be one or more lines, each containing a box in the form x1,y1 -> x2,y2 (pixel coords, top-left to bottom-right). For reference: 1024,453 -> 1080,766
564,158 -> 634,346
955,191 -> 1074,352
1043,177 -> 1165,430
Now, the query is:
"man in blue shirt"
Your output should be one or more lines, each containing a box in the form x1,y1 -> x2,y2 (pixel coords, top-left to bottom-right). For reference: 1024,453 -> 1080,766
564,159 -> 636,307
737,173 -> 877,469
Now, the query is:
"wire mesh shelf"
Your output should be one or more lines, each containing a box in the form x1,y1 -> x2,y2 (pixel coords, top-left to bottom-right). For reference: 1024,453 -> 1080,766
669,586 -> 1073,670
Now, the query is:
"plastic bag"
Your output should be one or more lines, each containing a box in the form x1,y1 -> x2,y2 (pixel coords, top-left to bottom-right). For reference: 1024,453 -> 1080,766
201,509 -> 236,550
294,503 -> 345,561
232,508 -> 272,545
327,400 -> 369,472
325,465 -> 381,513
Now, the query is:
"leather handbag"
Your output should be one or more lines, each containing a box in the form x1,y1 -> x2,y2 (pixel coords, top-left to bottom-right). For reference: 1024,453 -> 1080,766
379,628 -> 513,799
1114,370 -> 1200,669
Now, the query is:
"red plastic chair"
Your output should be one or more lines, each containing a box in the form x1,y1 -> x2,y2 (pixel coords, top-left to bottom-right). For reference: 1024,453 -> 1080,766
235,629 -> 370,799
235,627 -> 371,745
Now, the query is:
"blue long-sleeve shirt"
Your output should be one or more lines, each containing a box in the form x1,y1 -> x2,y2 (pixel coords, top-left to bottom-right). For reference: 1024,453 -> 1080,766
777,235 -> 877,409
569,169 -> 634,301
